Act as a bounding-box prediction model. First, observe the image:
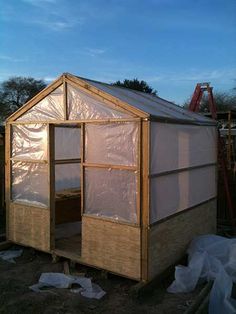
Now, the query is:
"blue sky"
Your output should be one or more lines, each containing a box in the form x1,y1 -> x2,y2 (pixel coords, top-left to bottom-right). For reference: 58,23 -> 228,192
0,0 -> 236,104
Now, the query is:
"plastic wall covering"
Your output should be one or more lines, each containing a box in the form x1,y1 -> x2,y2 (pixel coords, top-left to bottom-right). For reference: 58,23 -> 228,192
55,127 -> 80,160
85,168 -> 137,223
12,124 -> 47,160
151,123 -> 217,174
17,85 -> 64,121
12,161 -> 48,207
55,164 -> 81,192
67,84 -> 131,120
150,165 -> 216,222
85,123 -> 138,166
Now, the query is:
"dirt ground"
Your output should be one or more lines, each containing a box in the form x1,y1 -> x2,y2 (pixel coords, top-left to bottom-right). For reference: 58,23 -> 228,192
0,243 -> 205,314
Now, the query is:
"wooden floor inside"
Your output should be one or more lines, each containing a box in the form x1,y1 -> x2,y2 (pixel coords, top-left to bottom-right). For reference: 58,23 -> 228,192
55,234 -> 82,261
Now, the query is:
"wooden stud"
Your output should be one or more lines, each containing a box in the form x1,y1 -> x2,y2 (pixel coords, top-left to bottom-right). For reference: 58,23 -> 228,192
82,162 -> 138,171
140,120 -> 150,282
9,118 -> 141,125
55,158 -> 81,165
81,123 -> 85,215
10,158 -> 47,164
48,124 -> 55,250
5,124 -> 11,239
83,213 -> 140,227
137,119 -> 142,225
63,78 -> 68,120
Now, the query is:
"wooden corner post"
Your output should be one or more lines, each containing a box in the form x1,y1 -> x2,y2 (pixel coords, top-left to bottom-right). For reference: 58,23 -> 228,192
48,124 -> 55,250
141,119 -> 150,281
5,123 -> 11,239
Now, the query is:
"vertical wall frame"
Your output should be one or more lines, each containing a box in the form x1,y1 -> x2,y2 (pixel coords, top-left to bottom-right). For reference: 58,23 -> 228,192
63,77 -> 68,120
5,123 -> 11,239
140,119 -> 150,281
80,123 -> 85,215
48,124 -> 55,250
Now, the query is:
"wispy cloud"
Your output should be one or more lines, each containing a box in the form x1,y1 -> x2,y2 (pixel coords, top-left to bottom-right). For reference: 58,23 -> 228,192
144,68 -> 236,84
43,76 -> 56,82
18,0 -> 84,31
83,48 -> 106,57
22,0 -> 57,7
0,54 -> 26,62
33,19 -> 79,31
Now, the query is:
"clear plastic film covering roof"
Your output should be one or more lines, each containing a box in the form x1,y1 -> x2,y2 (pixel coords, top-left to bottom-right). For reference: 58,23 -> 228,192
67,84 -> 132,120
85,122 -> 138,166
85,168 -> 138,223
17,85 -> 64,121
12,124 -> 48,160
83,78 -> 215,124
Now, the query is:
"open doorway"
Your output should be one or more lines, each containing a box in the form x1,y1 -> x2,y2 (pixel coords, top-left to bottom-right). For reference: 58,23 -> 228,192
54,124 -> 82,256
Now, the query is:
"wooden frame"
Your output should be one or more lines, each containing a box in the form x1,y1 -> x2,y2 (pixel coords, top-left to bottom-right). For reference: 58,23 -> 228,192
140,120 -> 150,282
48,124 -> 55,250
81,120 -> 141,226
5,72 -> 217,282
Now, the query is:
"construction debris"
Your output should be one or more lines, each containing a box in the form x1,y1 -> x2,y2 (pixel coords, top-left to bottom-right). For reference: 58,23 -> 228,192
168,234 -> 236,314
30,272 -> 106,299
0,248 -> 23,263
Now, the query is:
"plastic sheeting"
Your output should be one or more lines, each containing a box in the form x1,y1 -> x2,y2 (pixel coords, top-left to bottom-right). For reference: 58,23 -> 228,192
67,84 -> 131,120
17,86 -> 64,121
85,123 -> 138,166
55,127 -> 80,160
30,273 -> 106,299
151,123 -> 217,174
150,166 -> 216,222
84,79 -> 215,124
85,168 -> 137,223
0,249 -> 23,263
12,161 -> 48,207
12,124 -> 47,160
168,235 -> 236,314
55,164 -> 81,192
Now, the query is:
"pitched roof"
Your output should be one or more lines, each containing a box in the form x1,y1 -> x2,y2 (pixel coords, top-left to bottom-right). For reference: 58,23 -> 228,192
79,76 -> 215,125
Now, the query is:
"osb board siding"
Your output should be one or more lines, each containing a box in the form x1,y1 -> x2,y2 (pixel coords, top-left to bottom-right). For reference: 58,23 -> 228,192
8,202 -> 50,252
148,199 -> 216,281
82,216 -> 141,280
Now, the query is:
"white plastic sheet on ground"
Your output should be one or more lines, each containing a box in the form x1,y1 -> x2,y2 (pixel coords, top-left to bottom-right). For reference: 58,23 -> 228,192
0,249 -> 23,263
168,235 -> 236,314
30,273 -> 106,299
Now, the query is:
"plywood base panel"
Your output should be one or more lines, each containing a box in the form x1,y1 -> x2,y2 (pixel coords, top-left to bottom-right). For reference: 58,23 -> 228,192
8,202 -> 50,252
82,216 -> 141,280
148,199 -> 216,281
